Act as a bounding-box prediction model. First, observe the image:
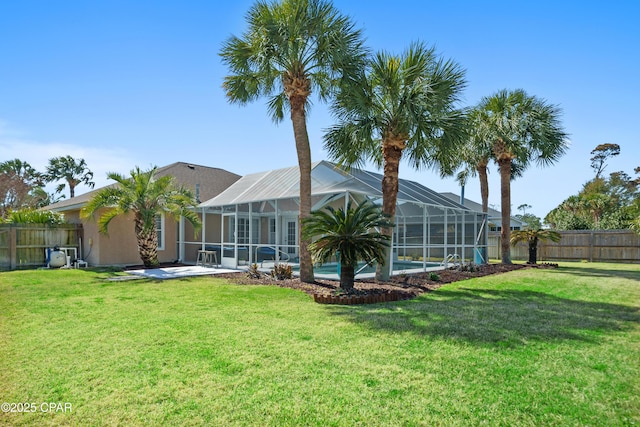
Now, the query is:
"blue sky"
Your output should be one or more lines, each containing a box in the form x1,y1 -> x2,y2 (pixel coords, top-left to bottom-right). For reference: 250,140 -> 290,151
1,0 -> 638,219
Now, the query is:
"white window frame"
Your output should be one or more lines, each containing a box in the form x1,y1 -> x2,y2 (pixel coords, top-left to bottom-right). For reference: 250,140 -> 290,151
155,214 -> 165,250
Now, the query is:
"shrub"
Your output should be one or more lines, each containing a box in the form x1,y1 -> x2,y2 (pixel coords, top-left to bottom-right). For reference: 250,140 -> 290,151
4,209 -> 65,225
247,263 -> 262,279
429,272 -> 440,281
271,263 -> 292,280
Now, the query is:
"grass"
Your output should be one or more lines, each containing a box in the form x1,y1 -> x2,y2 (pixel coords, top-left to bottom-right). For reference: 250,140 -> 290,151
1,262 -> 639,426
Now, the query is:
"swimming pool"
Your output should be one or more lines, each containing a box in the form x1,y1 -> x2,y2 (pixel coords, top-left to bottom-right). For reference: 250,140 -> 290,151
297,260 -> 441,275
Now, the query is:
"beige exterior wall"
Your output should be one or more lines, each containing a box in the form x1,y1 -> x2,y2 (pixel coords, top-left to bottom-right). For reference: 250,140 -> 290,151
62,208 -> 178,266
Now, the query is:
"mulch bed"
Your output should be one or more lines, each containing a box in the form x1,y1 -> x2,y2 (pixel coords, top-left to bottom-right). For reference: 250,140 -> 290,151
124,261 -> 557,305
215,263 -> 556,304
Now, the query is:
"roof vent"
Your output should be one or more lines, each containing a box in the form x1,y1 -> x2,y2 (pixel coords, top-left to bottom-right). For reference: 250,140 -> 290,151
187,164 -> 195,169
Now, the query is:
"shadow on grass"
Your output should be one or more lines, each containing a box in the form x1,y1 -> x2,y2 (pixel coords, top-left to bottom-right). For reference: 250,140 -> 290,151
557,265 -> 640,281
328,288 -> 640,347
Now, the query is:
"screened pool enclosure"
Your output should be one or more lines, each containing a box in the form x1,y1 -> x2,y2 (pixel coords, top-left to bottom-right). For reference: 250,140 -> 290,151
178,161 -> 488,275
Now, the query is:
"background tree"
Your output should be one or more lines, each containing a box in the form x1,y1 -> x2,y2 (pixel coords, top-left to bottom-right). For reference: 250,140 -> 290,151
27,187 -> 64,209
517,204 -> 531,216
510,228 -> 561,264
220,0 -> 367,283
590,143 -> 620,179
44,155 -> 95,199
81,166 -> 201,268
475,89 -> 568,264
545,145 -> 638,231
324,41 -> 466,280
0,159 -> 44,218
302,201 -> 392,291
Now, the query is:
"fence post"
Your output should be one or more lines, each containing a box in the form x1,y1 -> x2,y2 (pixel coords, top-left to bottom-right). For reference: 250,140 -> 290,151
9,225 -> 17,270
589,231 -> 594,263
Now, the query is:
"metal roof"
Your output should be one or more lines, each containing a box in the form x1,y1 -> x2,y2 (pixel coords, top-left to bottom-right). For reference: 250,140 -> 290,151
199,161 -> 469,210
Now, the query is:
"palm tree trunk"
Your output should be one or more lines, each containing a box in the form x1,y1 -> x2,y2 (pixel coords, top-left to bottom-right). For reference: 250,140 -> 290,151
340,264 -> 355,291
497,157 -> 513,264
135,217 -> 159,268
289,96 -> 315,283
528,237 -> 538,264
477,159 -> 489,214
69,180 -> 76,198
376,140 -> 402,282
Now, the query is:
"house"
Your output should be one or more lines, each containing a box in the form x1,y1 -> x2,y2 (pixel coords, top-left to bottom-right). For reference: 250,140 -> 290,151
184,161 -> 488,274
439,192 -> 524,231
45,162 -> 241,266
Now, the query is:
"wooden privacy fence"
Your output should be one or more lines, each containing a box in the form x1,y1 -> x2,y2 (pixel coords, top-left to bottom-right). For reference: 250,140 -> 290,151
0,224 -> 83,270
489,230 -> 640,263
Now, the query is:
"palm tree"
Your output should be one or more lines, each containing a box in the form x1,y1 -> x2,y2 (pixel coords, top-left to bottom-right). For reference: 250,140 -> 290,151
510,228 -> 561,264
476,89 -> 568,264
81,166 -> 201,268
324,41 -> 467,281
219,0 -> 366,283
45,155 -> 95,198
302,201 -> 392,291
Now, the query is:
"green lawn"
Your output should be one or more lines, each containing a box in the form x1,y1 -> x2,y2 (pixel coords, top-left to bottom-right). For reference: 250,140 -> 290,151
1,262 -> 639,426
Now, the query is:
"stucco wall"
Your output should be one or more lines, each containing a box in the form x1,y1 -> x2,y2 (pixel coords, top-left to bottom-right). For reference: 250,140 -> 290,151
63,208 -> 178,266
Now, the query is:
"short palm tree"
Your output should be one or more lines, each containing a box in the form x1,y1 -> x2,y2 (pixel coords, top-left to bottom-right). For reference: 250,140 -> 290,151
302,201 -> 392,291
220,0 -> 367,283
476,89 -> 568,264
324,41 -> 467,281
45,155 -> 95,198
81,166 -> 201,268
510,228 -> 561,264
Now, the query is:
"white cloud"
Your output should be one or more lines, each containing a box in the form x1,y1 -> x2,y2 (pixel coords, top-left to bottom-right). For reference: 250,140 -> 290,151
0,121 -> 133,197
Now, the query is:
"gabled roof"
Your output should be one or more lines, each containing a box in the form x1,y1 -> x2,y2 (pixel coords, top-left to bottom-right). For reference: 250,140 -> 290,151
45,162 -> 240,212
200,161 -> 469,210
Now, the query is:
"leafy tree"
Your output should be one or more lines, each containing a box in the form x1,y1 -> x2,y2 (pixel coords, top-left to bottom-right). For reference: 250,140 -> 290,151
590,143 -> 620,179
475,89 -> 568,264
0,159 -> 43,218
44,155 -> 95,198
302,201 -> 392,291
545,160 -> 639,230
324,41 -> 466,280
220,0 -> 367,283
514,213 -> 542,229
81,166 -> 201,268
510,228 -> 561,264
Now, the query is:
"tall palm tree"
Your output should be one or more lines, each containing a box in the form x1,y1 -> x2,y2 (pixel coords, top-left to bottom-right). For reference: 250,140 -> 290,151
45,155 -> 95,198
476,89 -> 568,264
219,0 -> 366,283
324,41 -> 467,281
302,201 -> 392,291
456,107 -> 526,215
510,228 -> 561,264
81,166 -> 201,268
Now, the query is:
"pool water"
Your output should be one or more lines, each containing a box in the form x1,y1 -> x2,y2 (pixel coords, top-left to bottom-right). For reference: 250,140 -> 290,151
304,260 -> 440,275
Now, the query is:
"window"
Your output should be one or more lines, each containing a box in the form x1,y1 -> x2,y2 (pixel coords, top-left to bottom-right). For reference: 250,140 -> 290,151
269,218 -> 276,244
155,214 -> 165,250
237,217 -> 249,244
235,217 -> 261,245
